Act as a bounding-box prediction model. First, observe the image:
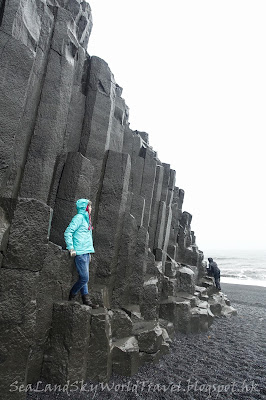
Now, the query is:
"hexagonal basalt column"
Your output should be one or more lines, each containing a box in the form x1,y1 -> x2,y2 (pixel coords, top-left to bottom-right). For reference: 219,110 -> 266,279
112,336 -> 139,376
42,301 -> 91,383
86,308 -> 112,382
159,297 -> 191,333
3,198 -> 52,271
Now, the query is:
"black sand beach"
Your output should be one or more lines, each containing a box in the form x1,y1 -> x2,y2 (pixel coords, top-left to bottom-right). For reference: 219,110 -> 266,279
26,283 -> 266,400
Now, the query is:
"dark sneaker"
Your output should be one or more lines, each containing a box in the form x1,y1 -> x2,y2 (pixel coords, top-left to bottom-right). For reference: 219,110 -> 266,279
82,295 -> 99,309
68,291 -> 77,301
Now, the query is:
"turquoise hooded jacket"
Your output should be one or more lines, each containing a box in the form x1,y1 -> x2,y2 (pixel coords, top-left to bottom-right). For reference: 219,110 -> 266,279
64,199 -> 95,255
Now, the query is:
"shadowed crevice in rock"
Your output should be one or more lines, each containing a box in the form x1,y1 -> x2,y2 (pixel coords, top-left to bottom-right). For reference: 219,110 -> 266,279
81,53 -> 91,96
0,0 -> 6,27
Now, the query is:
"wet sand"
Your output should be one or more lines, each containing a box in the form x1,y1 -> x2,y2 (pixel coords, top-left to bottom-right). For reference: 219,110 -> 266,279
27,283 -> 266,400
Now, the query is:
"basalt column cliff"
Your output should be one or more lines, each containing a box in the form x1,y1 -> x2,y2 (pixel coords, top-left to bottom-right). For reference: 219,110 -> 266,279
0,1 -> 236,399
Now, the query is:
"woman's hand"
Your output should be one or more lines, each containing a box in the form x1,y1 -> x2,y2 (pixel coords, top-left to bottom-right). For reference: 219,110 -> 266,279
69,249 -> 76,257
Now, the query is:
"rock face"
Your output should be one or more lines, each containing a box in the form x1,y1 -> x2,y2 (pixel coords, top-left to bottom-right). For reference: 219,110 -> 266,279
0,1 -> 236,399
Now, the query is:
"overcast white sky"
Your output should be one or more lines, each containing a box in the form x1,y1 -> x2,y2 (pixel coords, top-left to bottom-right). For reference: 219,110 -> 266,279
87,0 -> 265,252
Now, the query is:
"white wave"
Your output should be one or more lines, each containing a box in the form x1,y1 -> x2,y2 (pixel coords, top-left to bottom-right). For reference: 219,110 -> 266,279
221,277 -> 266,288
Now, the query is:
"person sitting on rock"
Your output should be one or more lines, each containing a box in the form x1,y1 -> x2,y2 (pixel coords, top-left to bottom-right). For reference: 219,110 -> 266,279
207,257 -> 221,291
64,198 -> 99,308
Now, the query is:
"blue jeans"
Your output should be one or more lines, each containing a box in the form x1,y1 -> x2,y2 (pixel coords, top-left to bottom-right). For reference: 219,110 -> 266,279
70,254 -> 90,296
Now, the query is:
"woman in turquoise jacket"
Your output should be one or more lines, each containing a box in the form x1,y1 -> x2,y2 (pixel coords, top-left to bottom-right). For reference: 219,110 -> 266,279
64,198 -> 98,308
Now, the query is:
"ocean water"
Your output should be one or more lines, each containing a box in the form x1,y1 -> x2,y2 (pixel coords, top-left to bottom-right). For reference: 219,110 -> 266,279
203,249 -> 266,287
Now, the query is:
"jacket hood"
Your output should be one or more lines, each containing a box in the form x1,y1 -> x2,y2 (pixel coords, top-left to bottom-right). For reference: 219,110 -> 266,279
76,198 -> 90,212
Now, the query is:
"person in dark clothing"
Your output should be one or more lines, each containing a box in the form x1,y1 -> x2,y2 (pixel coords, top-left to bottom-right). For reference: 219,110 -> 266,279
207,257 -> 221,290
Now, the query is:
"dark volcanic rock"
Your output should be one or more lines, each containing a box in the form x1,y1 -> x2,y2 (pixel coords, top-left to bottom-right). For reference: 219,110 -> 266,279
3,198 -> 52,271
86,309 -> 112,382
0,268 -> 38,400
42,301 -> 91,383
110,309 -> 133,339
